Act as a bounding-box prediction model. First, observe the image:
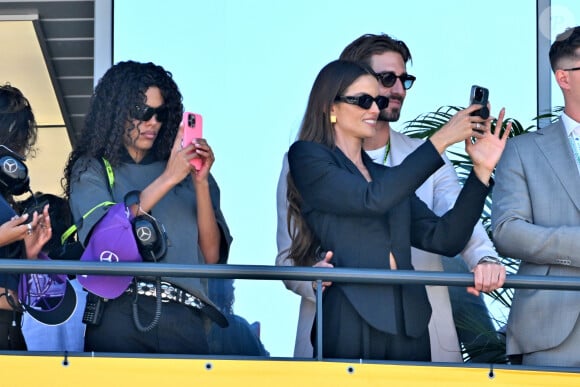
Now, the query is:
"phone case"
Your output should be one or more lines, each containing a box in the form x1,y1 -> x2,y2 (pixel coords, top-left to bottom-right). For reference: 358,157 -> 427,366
469,85 -> 490,119
181,112 -> 204,171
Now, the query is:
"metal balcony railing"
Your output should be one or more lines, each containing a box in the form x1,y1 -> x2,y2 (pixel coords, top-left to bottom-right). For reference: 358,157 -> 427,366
2,258 -> 580,372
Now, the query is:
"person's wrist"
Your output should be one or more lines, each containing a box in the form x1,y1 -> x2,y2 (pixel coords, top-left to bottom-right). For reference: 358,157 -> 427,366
428,134 -> 447,154
472,165 -> 491,187
478,255 -> 501,265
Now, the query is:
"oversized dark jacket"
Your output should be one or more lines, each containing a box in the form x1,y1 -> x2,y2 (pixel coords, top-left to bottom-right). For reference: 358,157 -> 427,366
288,140 -> 490,337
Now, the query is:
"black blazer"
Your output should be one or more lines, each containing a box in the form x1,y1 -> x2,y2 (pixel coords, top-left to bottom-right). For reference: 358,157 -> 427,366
288,140 -> 490,337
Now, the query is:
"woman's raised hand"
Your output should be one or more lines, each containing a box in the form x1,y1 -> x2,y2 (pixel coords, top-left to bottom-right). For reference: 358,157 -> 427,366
429,105 -> 487,154
467,107 -> 512,185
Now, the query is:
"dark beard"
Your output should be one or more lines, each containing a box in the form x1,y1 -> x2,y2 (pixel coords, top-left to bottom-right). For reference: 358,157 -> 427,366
378,107 -> 401,122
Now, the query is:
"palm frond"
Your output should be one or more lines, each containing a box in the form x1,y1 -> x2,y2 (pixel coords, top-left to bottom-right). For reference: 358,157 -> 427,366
454,312 -> 508,363
403,106 -> 461,139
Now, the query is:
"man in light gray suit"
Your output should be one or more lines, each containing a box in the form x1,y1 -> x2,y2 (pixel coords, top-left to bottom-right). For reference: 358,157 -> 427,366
492,26 -> 580,367
277,33 -> 506,361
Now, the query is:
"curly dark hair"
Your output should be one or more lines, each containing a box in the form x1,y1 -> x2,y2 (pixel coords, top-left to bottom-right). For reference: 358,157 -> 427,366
0,83 -> 37,158
286,60 -> 374,266
62,60 -> 183,197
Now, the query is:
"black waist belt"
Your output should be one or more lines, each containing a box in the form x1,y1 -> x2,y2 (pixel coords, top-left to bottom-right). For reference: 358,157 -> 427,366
126,280 -> 204,311
126,279 -> 229,328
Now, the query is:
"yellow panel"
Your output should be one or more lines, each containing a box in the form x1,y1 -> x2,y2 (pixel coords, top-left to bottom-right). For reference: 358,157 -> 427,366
2,355 -> 578,387
0,20 -> 65,127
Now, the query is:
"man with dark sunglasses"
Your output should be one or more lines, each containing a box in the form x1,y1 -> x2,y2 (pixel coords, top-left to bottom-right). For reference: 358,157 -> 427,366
276,33 -> 505,362
375,71 -> 416,91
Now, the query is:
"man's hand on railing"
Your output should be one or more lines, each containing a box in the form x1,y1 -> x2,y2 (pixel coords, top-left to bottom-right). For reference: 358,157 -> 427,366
468,257 -> 506,296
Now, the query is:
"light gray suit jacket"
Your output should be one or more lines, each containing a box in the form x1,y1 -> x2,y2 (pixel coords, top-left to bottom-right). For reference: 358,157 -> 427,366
492,119 -> 580,356
277,130 -> 497,360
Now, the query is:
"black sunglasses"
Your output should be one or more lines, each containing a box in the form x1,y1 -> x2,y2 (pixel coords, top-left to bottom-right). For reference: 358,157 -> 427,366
133,104 -> 169,123
374,71 -> 416,90
335,94 -> 389,110
563,66 -> 580,72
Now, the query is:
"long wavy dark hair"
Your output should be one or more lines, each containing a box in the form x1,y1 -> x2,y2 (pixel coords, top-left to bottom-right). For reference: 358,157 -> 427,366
62,60 -> 183,197
286,60 -> 374,266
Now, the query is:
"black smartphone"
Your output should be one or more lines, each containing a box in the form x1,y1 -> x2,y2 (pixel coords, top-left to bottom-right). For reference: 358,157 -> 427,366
469,85 -> 489,119
82,292 -> 105,325
22,199 -> 49,224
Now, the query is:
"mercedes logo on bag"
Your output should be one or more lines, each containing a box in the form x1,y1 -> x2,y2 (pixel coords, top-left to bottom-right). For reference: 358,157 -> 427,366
2,157 -> 18,175
99,250 -> 119,263
136,226 -> 152,242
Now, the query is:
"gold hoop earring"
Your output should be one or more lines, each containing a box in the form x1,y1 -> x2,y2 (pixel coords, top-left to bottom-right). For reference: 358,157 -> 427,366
330,115 -> 337,124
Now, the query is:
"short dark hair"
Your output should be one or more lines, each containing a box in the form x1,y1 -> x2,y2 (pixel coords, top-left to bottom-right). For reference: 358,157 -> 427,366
549,26 -> 580,71
339,33 -> 412,66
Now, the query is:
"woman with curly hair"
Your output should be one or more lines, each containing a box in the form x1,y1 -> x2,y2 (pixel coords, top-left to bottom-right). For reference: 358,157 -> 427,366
63,61 -> 232,354
0,84 -> 52,350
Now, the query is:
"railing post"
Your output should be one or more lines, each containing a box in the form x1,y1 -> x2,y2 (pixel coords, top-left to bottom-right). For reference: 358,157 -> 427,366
315,279 -> 323,361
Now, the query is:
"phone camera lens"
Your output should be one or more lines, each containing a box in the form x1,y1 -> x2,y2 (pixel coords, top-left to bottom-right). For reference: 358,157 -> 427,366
188,114 -> 196,127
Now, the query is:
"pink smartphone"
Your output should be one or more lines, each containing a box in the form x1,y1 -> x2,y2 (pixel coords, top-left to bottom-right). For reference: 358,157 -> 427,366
181,112 -> 204,171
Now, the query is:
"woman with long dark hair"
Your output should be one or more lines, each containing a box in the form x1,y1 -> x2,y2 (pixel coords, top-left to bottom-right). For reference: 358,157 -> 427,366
286,60 -> 509,360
